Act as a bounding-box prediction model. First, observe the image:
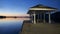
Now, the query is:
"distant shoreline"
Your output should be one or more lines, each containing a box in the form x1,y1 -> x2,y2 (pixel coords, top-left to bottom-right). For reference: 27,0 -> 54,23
0,16 -> 30,18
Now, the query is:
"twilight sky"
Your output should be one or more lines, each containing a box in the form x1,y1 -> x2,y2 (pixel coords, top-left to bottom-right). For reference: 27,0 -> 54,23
0,0 -> 60,16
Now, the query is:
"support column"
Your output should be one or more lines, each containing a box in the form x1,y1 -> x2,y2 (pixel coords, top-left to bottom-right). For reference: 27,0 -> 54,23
49,12 -> 51,24
40,13 -> 42,22
44,13 -> 45,23
38,14 -> 39,19
37,14 -> 39,23
33,11 -> 36,24
30,14 -> 33,23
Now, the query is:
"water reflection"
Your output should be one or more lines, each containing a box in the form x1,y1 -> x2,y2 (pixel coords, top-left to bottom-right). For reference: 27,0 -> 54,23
0,18 -> 30,34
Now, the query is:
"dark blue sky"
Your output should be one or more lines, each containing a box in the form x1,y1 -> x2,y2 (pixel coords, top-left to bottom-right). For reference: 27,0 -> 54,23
0,0 -> 60,16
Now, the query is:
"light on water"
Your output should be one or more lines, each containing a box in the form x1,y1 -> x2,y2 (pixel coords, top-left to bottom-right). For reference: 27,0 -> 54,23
0,18 -> 29,34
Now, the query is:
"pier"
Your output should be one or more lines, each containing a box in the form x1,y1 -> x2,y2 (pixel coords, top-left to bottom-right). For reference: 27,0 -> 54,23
21,21 -> 60,34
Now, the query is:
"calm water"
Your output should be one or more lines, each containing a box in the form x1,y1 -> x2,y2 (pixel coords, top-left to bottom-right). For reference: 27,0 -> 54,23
0,18 -> 30,34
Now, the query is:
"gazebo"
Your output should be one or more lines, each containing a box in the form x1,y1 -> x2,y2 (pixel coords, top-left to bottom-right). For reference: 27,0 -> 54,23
27,4 -> 57,24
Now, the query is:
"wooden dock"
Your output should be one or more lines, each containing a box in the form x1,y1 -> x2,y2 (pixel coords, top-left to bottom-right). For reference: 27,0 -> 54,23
20,21 -> 60,34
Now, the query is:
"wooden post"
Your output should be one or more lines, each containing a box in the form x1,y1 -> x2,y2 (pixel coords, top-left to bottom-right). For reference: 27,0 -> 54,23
37,14 -> 39,23
33,11 -> 36,24
44,13 -> 45,23
30,14 -> 33,23
40,13 -> 42,22
49,12 -> 51,24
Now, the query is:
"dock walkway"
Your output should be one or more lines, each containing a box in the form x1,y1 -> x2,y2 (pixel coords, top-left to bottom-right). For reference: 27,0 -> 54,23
21,22 -> 60,34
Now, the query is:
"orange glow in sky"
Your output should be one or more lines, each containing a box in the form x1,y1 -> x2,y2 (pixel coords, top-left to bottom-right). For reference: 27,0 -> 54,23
0,13 -> 29,16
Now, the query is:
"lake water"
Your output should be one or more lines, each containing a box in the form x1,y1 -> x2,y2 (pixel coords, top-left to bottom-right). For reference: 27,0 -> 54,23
0,18 -> 30,34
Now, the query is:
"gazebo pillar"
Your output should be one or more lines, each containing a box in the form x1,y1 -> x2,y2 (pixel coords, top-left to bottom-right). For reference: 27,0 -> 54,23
38,14 -> 39,19
44,13 -> 45,23
33,11 -> 36,24
30,14 -> 33,23
40,13 -> 42,22
48,12 -> 51,24
37,14 -> 39,23
37,14 -> 40,23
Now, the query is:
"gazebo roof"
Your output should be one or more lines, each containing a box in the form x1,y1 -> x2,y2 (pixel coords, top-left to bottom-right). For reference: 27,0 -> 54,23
27,4 -> 58,14
31,4 -> 57,9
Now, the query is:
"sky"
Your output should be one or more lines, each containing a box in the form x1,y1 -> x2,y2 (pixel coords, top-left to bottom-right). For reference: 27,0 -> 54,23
0,0 -> 60,16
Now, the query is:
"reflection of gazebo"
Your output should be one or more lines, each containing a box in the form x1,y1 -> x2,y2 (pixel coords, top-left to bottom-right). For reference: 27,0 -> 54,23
27,4 -> 57,24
